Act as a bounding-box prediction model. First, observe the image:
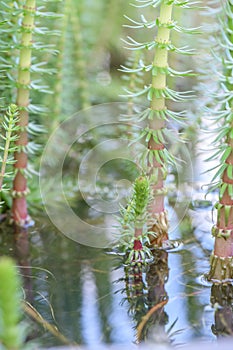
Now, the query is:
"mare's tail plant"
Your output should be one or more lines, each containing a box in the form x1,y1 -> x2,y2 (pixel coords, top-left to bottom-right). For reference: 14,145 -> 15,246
118,175 -> 152,265
205,1 -> 233,282
0,105 -> 20,209
0,1 -> 58,226
12,0 -> 38,226
121,0 -> 197,248
0,257 -> 26,350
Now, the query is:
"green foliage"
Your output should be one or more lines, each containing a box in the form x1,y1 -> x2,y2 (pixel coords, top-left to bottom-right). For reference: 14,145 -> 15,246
121,0 -> 197,177
203,1 -> 233,231
118,0 -> 198,256
0,104 -> 19,207
116,175 -> 153,264
123,175 -> 151,228
0,1 -> 60,214
0,257 -> 25,350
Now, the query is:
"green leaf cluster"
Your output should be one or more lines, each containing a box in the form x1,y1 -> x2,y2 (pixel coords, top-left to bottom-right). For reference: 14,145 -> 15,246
0,104 -> 20,206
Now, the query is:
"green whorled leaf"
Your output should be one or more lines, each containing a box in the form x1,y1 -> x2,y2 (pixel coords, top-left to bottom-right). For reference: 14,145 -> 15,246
147,87 -> 155,101
5,36 -> 57,52
156,17 -> 175,29
156,129 -> 166,144
33,26 -> 60,36
152,149 -> 163,165
36,10 -> 63,19
204,107 -> 231,122
24,142 -> 41,155
129,129 -> 147,146
29,81 -> 53,94
148,149 -> 154,165
23,163 -> 39,178
133,0 -> 162,8
0,1 -> 21,13
123,15 -> 156,29
227,164 -> 233,180
205,147 -> 224,162
5,147 -> 18,154
152,109 -> 168,120
134,0 -> 200,9
152,65 -> 169,76
145,128 -> 152,143
122,85 -> 150,98
228,184 -> 233,199
166,87 -> 194,101
122,36 -> 156,51
172,23 -> 202,35
205,181 -> 221,197
211,123 -> 231,137
119,63 -> 152,74
216,203 -> 221,223
29,42 -> 59,54
221,146 -> 232,163
214,202 -> 223,211
224,205 -> 231,226
27,104 -> 48,114
149,109 -> 166,120
27,122 -> 46,135
139,148 -> 149,167
168,66 -> 196,77
165,109 -> 187,124
136,108 -> 151,122
212,127 -> 231,144
211,163 -> 228,182
163,148 -> 176,166
156,41 -> 195,55
30,62 -> 56,75
219,182 -> 228,199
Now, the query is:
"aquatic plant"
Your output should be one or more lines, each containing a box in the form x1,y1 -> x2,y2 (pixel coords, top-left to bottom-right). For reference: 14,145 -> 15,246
0,257 -> 25,350
204,1 -> 233,282
121,0 -> 197,247
118,175 -> 152,265
12,0 -> 41,226
0,105 -> 20,208
0,1 -> 58,226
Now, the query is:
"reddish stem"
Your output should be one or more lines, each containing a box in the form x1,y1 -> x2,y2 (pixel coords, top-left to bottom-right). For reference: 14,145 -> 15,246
214,152 -> 233,258
134,240 -> 143,251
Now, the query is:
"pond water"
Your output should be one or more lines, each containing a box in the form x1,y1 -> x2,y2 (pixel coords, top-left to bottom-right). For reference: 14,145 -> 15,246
1,194 -> 232,348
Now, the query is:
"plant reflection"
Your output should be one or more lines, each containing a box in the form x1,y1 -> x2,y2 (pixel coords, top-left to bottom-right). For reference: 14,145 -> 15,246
122,250 -> 170,344
14,228 -> 33,303
211,283 -> 233,338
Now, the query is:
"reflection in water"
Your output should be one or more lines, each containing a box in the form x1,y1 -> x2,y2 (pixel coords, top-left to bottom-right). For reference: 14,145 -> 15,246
146,250 -> 169,343
13,228 -> 33,303
211,283 -> 233,338
123,250 -> 169,344
3,215 -> 233,346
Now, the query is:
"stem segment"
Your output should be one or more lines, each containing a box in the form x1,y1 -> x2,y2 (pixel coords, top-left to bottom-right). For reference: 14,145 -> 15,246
12,0 -> 36,226
148,3 -> 173,246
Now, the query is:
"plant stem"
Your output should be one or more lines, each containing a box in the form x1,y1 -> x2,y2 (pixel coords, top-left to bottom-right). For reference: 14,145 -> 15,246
208,2 -> 233,281
12,0 -> 36,226
148,2 -> 173,245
